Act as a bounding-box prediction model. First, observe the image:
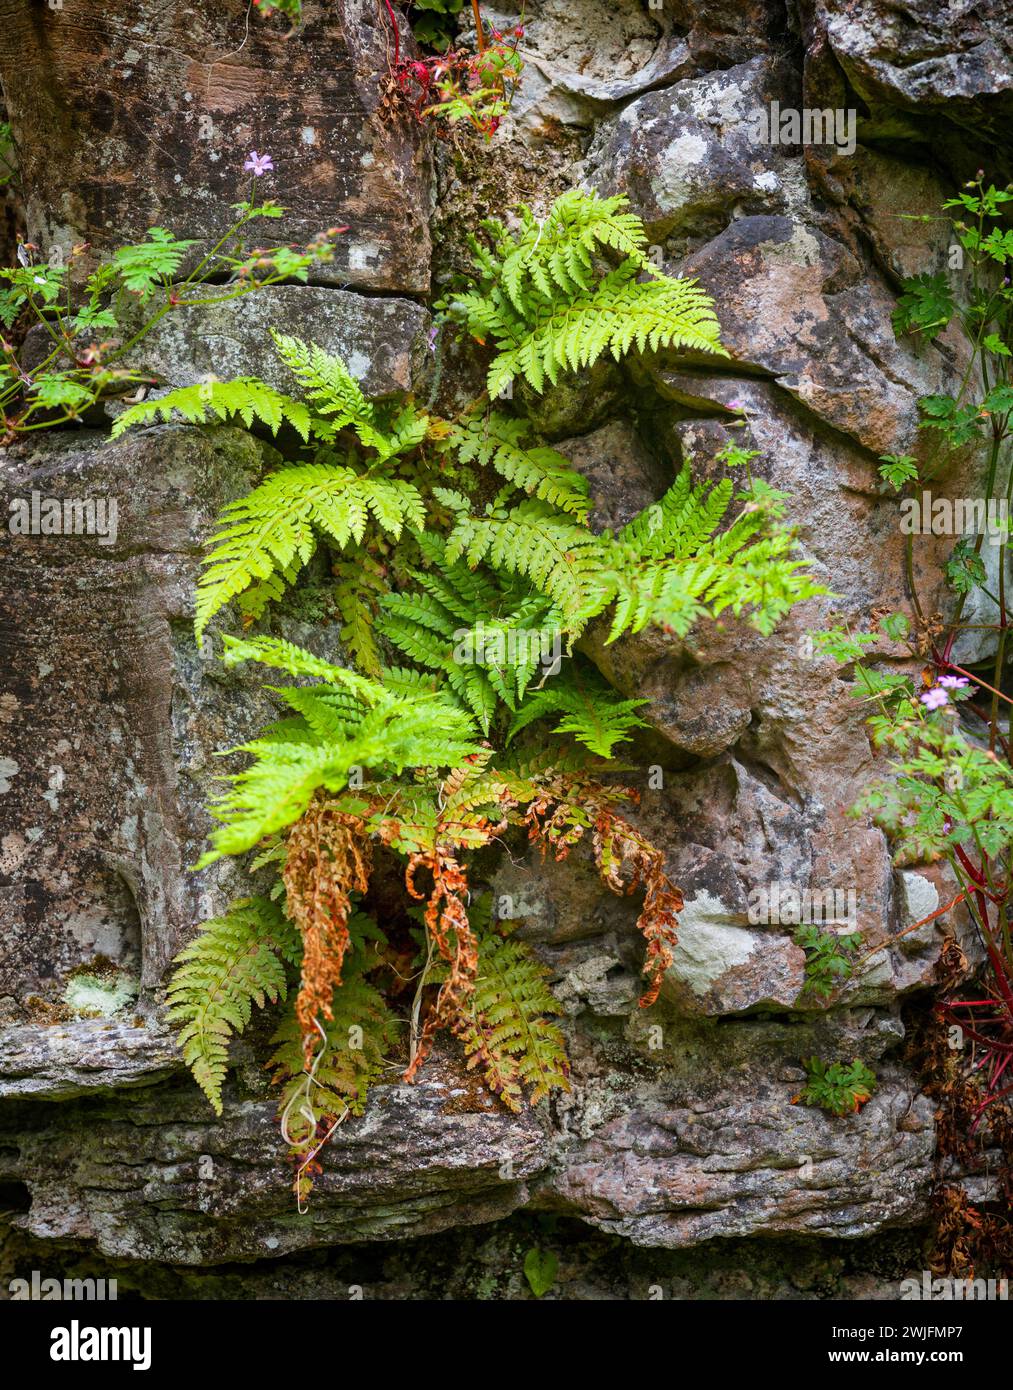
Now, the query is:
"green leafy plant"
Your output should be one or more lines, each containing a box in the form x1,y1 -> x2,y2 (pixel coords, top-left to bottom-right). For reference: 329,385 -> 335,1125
797,1057 -> 877,1116
411,0 -> 465,52
0,165 -> 337,439
813,181 -> 1013,1270
523,1247 -> 558,1298
451,190 -> 726,397
123,188 -> 824,1200
166,897 -> 300,1114
794,924 -> 863,1002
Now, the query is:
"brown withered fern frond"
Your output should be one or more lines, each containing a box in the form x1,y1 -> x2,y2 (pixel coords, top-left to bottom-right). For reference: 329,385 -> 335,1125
403,846 -> 480,1081
524,774 -> 682,1006
284,799 -> 371,1060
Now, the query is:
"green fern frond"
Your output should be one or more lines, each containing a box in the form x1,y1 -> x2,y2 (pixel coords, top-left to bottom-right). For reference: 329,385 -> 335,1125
377,541 -> 563,723
335,551 -> 389,675
445,501 -> 606,631
110,378 -> 312,440
270,330 -> 385,450
270,331 -> 428,460
457,933 -> 569,1112
220,633 -> 383,704
448,412 -> 590,518
453,190 -> 726,399
268,929 -> 396,1152
497,191 -> 652,311
484,265 -> 727,398
508,665 -> 648,757
199,685 -> 480,864
194,462 -> 424,642
166,897 -> 300,1114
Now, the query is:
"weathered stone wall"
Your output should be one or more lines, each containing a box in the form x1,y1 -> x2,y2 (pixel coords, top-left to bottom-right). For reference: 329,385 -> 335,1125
1,0 -> 1010,1297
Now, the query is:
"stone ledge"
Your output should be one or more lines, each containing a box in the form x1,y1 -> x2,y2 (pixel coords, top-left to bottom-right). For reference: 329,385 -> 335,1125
0,1017 -> 180,1101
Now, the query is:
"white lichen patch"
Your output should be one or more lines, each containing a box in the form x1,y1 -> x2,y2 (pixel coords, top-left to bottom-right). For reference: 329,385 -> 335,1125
63,971 -> 138,1019
896,870 -> 941,952
0,756 -> 20,794
668,890 -> 757,996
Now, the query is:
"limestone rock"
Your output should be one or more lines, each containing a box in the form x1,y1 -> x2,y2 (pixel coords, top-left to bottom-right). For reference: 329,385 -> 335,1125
23,287 -> 434,403
3,1055 -> 547,1263
0,0 -> 433,291
0,1018 -> 179,1101
0,425 -> 284,995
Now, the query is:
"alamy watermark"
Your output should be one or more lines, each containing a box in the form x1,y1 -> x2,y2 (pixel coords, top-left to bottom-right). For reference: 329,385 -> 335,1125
900,491 -> 1009,546
452,624 -> 562,680
752,101 -> 857,157
7,490 -> 118,545
900,1270 -> 1009,1300
748,881 -> 858,930
8,1270 -> 117,1299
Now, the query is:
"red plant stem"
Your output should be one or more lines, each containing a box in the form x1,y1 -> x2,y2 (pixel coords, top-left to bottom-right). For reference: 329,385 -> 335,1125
972,1078 -> 1013,1123
381,0 -> 400,69
940,659 -> 1013,706
471,0 -> 487,53
938,1009 -> 1013,1051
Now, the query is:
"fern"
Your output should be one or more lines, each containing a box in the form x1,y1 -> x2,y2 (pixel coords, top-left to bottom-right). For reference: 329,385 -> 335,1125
444,467 -> 823,641
194,459 -> 424,642
453,191 -> 727,397
270,330 -> 427,459
456,931 -> 570,1112
445,498 -> 605,631
199,636 -> 481,863
334,551 -> 389,675
447,412 -> 590,518
508,664 -> 648,757
166,897 -> 300,1114
110,378 -> 312,440
377,532 -> 562,727
268,915 -> 395,1154
493,190 -> 654,309
152,188 -> 831,1191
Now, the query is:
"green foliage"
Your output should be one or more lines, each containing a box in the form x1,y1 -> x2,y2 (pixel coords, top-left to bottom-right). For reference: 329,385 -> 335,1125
452,190 -> 726,396
794,924 -> 862,1001
423,34 -> 524,137
199,635 -> 480,863
457,931 -> 570,1111
447,412 -> 590,518
270,331 -> 428,459
523,1248 -> 558,1298
193,458 -> 424,642
411,0 -> 464,50
255,0 -> 302,23
878,453 -> 919,490
891,272 -> 954,340
166,897 -> 300,1114
334,550 -> 389,675
798,1057 -> 877,1116
140,186 -> 828,1196
857,711 -> 1013,863
110,378 -> 312,441
268,918 -> 395,1152
444,466 -> 822,641
101,228 -> 197,300
945,538 -> 989,595
377,530 -> 563,729
508,666 -> 648,758
0,191 -> 336,438
918,393 -> 985,447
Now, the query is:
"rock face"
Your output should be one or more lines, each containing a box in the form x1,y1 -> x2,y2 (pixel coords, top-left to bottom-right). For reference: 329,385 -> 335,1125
0,0 -> 432,292
0,0 -> 1005,1296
